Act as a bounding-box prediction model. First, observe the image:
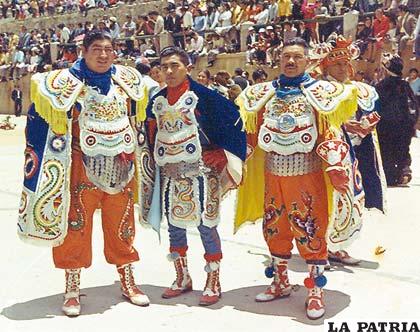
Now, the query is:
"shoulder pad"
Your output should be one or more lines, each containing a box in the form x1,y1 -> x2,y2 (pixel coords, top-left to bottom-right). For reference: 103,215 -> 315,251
303,80 -> 357,113
351,81 -> 379,112
31,69 -> 84,111
112,65 -> 146,101
236,82 -> 276,114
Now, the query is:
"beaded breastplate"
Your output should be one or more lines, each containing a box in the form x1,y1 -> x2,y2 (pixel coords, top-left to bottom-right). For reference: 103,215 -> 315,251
152,91 -> 202,166
258,93 -> 318,155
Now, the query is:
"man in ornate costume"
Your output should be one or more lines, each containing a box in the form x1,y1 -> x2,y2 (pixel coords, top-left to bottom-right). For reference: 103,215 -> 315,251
317,34 -> 386,265
17,30 -> 151,316
235,38 -> 358,319
145,47 -> 246,306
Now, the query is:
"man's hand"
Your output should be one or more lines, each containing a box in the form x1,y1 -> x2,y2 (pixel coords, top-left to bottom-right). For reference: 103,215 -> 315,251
326,166 -> 349,194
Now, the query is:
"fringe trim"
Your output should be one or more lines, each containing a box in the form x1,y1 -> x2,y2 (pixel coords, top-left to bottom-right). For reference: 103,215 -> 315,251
135,85 -> 149,123
31,79 -> 69,135
236,95 -> 259,134
317,86 -> 358,133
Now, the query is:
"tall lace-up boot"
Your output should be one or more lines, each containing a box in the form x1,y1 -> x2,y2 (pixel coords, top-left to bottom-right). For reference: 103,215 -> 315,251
162,253 -> 193,299
62,268 -> 81,317
255,257 -> 292,302
199,261 -> 221,306
305,264 -> 327,320
117,264 -> 150,306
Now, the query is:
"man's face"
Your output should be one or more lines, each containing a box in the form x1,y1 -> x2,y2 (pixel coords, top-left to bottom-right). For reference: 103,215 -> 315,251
82,38 -> 115,74
150,66 -> 165,83
281,45 -> 308,78
410,71 -> 418,80
375,9 -> 382,19
326,59 -> 349,82
160,54 -> 190,88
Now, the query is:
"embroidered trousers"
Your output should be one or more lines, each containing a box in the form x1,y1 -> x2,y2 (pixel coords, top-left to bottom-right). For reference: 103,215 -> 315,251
53,150 -> 139,269
263,170 -> 328,263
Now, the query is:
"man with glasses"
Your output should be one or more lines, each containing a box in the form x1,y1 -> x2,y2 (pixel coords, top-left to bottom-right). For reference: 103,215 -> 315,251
17,30 -> 151,316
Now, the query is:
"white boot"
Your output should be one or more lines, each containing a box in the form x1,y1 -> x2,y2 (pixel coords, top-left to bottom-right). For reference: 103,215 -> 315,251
199,261 -> 221,306
62,269 -> 81,317
255,257 -> 292,302
162,253 -> 193,299
305,264 -> 327,320
117,264 -> 150,306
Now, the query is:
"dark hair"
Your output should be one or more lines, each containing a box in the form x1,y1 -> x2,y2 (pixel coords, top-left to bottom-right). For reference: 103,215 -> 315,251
159,46 -> 190,66
198,69 -> 211,80
283,37 -> 308,54
409,68 -> 418,74
234,67 -> 244,75
136,62 -> 151,75
252,68 -> 268,82
398,4 -> 409,12
150,60 -> 160,68
83,30 -> 113,49
149,10 -> 159,16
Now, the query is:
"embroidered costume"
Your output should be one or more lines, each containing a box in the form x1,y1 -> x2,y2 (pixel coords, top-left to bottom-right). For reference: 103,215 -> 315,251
145,77 -> 246,306
235,72 -> 358,319
18,59 -> 151,315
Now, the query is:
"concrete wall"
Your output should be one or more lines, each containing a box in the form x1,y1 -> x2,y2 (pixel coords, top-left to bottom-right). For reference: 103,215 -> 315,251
0,0 -> 164,33
1,49 -> 418,115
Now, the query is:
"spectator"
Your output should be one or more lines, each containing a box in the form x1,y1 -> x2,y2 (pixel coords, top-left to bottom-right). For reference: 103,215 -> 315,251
186,31 -> 204,66
193,9 -> 207,36
149,10 -> 164,53
266,25 -> 282,67
366,8 -> 390,63
228,84 -> 242,102
355,17 -> 373,59
149,60 -> 166,89
207,3 -> 220,30
109,16 -> 120,40
396,5 -> 417,56
279,0 -> 292,21
166,8 -> 184,48
211,70 -> 232,98
181,5 -> 194,32
254,1 -> 269,25
122,14 -> 136,53
407,68 -> 420,104
207,33 -> 225,67
284,20 -> 298,42
11,82 -> 22,117
246,26 -> 258,64
232,67 -> 249,90
252,68 -> 268,83
58,23 -> 71,44
376,53 -> 418,186
196,69 -> 211,86
268,0 -> 279,24
135,56 -> 160,98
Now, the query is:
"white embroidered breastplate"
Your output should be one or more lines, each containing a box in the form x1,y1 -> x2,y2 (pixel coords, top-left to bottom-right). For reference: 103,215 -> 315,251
153,91 -> 202,166
77,85 -> 135,194
258,93 -> 318,155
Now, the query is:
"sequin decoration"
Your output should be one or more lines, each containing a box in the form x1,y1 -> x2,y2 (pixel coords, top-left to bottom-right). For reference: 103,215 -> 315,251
49,135 -> 66,153
24,148 -> 39,179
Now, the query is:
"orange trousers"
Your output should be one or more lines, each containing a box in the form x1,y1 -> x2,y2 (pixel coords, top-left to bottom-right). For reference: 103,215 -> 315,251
263,170 -> 328,263
53,150 -> 139,269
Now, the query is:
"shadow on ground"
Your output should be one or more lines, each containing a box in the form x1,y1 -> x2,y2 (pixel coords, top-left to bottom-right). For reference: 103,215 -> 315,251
1,282 -> 350,326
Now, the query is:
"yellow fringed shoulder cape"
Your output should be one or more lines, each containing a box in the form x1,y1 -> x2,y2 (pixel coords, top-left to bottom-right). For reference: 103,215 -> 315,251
234,79 -> 358,233
30,65 -> 149,135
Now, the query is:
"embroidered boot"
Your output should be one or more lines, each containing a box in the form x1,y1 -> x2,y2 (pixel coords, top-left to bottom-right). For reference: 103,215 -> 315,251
199,261 -> 221,306
255,257 -> 292,302
305,264 -> 327,320
117,264 -> 150,306
62,268 -> 81,317
162,253 -> 193,299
